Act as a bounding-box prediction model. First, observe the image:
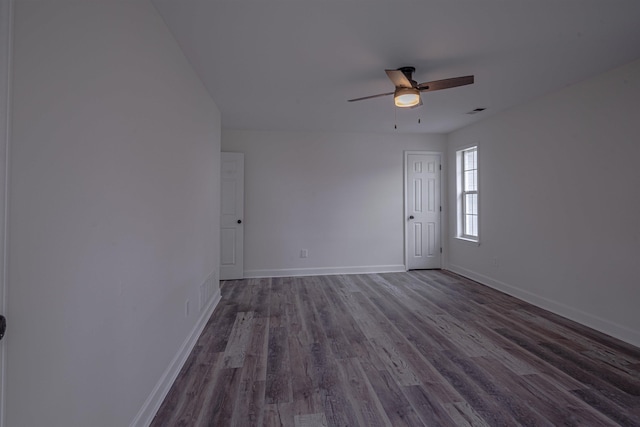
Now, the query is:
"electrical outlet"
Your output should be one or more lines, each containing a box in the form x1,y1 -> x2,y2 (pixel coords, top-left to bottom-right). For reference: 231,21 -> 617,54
300,249 -> 308,258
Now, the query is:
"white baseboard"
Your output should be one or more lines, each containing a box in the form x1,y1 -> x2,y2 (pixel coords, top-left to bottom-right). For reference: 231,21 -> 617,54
447,264 -> 640,349
244,264 -> 406,279
130,289 -> 222,427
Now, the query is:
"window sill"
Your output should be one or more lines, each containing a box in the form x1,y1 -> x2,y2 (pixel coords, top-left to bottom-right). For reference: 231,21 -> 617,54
454,236 -> 480,246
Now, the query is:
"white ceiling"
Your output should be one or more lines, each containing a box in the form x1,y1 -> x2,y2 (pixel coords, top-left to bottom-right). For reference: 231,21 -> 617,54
152,0 -> 640,134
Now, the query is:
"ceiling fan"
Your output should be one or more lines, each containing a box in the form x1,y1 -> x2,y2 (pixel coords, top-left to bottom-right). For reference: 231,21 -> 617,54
348,66 -> 474,108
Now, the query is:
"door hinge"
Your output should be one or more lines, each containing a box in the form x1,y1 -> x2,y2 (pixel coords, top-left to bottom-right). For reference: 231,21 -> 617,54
439,164 -> 442,171
440,247 -> 443,254
439,206 -> 442,212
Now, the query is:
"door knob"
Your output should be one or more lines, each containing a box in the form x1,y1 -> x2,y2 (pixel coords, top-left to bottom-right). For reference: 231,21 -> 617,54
237,219 -> 242,224
409,215 -> 414,220
0,315 -> 6,341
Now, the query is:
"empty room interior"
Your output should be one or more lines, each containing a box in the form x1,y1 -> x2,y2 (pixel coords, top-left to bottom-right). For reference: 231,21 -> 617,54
1,0 -> 640,426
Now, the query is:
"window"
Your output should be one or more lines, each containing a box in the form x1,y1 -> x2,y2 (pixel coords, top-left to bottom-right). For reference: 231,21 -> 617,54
457,146 -> 478,241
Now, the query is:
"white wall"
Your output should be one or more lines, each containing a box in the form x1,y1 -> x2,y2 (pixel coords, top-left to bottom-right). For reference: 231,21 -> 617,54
447,59 -> 640,347
222,130 -> 446,277
7,1 -> 221,426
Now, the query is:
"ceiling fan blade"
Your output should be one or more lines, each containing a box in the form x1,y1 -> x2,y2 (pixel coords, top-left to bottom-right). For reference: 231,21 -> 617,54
348,92 -> 394,102
385,69 -> 413,88
417,75 -> 474,92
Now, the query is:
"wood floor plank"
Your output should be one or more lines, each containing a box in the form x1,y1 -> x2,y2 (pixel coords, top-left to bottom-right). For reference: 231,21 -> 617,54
223,311 -> 255,368
521,373 -> 620,426
151,353 -> 222,426
248,314 -> 270,382
494,326 -> 640,421
443,401 -> 491,427
360,364 -> 426,426
193,367 -> 242,427
288,278 -> 312,347
287,283 -> 323,417
571,387 -> 640,426
349,288 -> 444,385
152,271 -> 640,426
296,278 -> 330,346
495,317 -> 640,400
583,348 -> 640,379
293,412 -> 328,427
263,402 -> 294,427
236,278 -> 271,317
346,292 -> 423,386
199,302 -> 240,355
307,340 -> 361,427
230,376 -> 266,427
471,355 -> 577,426
268,278 -> 289,328
229,314 -> 270,425
335,357 -> 393,427
402,384 -> 458,426
307,276 -> 356,360
470,322 -> 539,375
265,326 -> 293,404
468,307 -> 589,391
427,348 -> 527,425
321,279 -> 387,372
349,274 -> 448,354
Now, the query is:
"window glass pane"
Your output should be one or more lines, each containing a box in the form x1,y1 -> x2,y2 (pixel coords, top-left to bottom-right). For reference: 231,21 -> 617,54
464,214 -> 478,237
465,193 -> 477,215
464,171 -> 476,191
470,214 -> 477,236
465,214 -> 473,236
463,150 -> 471,170
464,148 -> 476,170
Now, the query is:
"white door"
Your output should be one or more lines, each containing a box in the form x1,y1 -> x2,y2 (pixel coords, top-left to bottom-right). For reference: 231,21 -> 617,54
220,152 -> 244,280
405,152 -> 441,270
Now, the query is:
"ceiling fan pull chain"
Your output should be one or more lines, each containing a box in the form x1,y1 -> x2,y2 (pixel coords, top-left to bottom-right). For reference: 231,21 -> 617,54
394,107 -> 397,130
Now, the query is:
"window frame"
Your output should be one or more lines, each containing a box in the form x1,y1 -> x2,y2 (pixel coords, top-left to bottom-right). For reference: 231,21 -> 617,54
456,145 -> 479,243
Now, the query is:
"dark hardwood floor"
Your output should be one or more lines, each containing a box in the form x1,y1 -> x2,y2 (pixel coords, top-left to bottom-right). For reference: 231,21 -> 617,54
151,270 -> 640,426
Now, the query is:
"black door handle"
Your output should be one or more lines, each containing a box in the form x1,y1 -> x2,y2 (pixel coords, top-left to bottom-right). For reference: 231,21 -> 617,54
0,315 -> 6,341
409,215 -> 414,220
237,219 -> 242,224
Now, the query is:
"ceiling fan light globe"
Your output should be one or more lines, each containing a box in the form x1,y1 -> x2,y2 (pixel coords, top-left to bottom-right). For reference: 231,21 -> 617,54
394,88 -> 420,107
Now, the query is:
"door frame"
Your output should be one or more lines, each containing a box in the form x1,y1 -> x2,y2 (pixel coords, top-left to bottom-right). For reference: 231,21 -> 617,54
0,1 -> 14,425
403,150 -> 445,271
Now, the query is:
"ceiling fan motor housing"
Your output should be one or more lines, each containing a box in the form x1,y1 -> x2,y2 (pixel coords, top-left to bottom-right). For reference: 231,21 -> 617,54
398,66 -> 417,87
